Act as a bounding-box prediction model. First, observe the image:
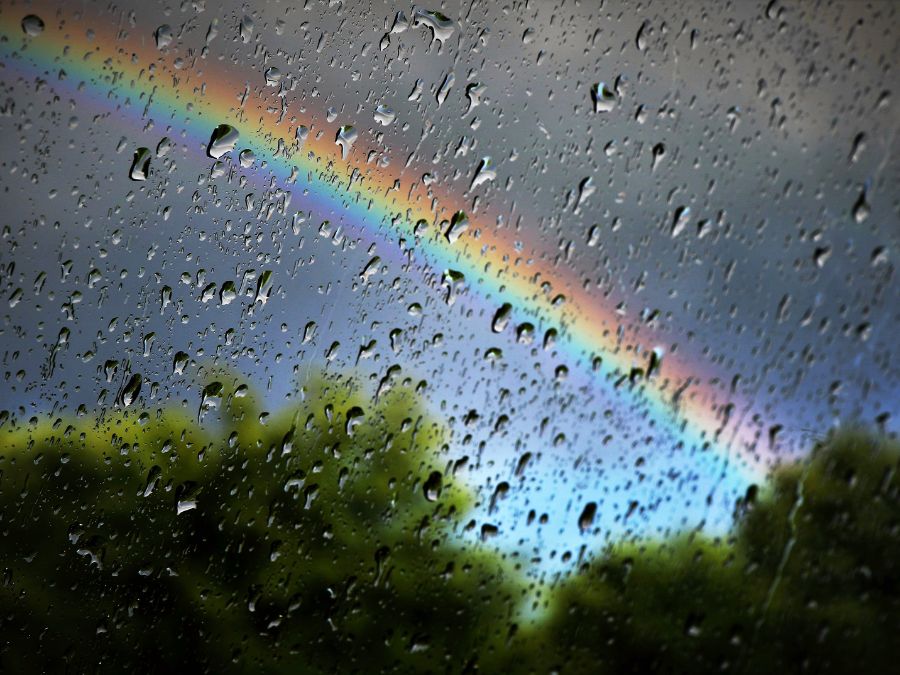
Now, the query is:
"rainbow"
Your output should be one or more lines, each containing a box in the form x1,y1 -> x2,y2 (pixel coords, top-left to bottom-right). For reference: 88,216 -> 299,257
0,3 -> 771,487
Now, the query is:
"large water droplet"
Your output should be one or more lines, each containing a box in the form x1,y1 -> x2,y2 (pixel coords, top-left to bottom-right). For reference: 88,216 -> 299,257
129,147 -> 151,181
119,373 -> 142,408
470,157 -> 496,190
413,9 -> 455,45
374,104 -> 396,126
172,351 -> 189,375
671,205 -> 691,238
578,502 -> 597,534
335,126 -> 357,160
444,211 -> 469,244
155,24 -> 173,49
21,15 -> 44,37
239,149 -> 255,168
207,124 -> 239,159
423,471 -> 443,501
492,303 -> 512,333
198,382 -> 224,421
239,15 -> 254,43
264,66 -> 282,87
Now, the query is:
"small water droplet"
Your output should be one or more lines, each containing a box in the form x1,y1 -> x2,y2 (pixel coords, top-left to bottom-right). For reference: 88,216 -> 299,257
436,72 -> 455,107
671,205 -> 691,238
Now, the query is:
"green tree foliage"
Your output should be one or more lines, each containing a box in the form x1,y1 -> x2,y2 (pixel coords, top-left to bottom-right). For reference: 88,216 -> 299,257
0,374 -> 519,672
2,374 -> 897,674
507,430 -> 900,674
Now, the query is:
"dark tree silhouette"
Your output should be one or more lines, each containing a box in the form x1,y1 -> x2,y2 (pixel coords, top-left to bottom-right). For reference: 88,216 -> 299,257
2,373 -> 897,674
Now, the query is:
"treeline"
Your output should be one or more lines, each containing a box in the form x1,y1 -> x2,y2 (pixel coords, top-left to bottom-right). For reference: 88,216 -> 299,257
0,375 -> 896,673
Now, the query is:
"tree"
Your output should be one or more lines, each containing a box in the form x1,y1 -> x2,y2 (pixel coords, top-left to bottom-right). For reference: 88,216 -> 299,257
3,376 -> 897,674
0,373 -> 520,673
500,430 -> 900,674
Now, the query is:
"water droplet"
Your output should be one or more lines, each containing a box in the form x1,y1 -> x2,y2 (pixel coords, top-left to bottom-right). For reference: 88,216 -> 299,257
207,124 -> 239,159
389,11 -> 410,35
492,303 -> 512,333
413,9 -> 455,45
303,321 -> 317,343
219,280 -> 237,305
142,466 -> 162,498
360,256 -> 381,283
335,126 -> 357,160
239,149 -> 255,168
470,156 -> 496,190
849,132 -> 866,164
374,104 -> 395,126
325,341 -> 340,361
813,246 -> 832,269
591,82 -> 616,113
155,24 -> 173,49
636,20 -> 649,51
264,66 -> 282,87
544,328 -> 558,350
516,323 -> 534,344
441,269 -> 465,305
574,176 -> 595,212
129,147 -> 151,181
156,137 -> 173,157
465,82 -> 485,114
210,161 -> 226,179
200,283 -> 217,303
172,351 -> 189,375
651,142 -> 666,170
671,205 -> 691,238
444,211 -> 469,244
436,72 -> 455,107
21,15 -> 44,37
408,79 -> 424,101
239,15 -> 254,43
853,187 -> 870,223
254,270 -> 273,306
480,523 -> 499,541
295,125 -> 309,148
198,382 -> 224,421
345,406 -> 364,436
119,373 -> 142,408
422,471 -> 444,502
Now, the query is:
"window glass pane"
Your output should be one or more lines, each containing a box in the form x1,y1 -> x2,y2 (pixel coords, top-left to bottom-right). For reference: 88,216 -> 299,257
1,1 -> 897,671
